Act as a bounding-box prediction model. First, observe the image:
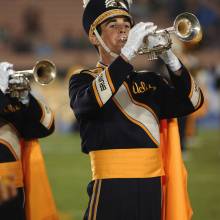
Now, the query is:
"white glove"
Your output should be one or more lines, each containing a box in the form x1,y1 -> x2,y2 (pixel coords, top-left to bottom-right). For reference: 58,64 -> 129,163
9,77 -> 30,105
159,49 -> 182,72
0,62 -> 14,93
147,35 -> 182,72
147,34 -> 168,50
121,22 -> 157,61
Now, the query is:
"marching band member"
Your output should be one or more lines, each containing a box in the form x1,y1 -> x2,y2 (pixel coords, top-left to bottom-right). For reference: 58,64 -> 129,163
0,61 -> 58,220
69,0 -> 204,219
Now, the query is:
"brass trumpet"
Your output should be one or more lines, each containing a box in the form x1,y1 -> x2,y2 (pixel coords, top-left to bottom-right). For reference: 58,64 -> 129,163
13,59 -> 56,85
7,60 -> 56,98
138,12 -> 202,60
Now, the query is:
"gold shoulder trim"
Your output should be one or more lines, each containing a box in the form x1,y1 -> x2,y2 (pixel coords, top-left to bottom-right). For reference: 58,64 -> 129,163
81,67 -> 103,78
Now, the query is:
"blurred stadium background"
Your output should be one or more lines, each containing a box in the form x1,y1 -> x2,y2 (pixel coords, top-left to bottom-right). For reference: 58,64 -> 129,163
0,0 -> 220,219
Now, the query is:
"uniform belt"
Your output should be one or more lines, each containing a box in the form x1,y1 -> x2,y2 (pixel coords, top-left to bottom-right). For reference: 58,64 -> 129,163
0,161 -> 24,188
89,148 -> 165,180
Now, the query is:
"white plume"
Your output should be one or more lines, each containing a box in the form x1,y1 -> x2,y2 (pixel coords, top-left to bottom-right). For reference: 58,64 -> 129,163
83,0 -> 90,8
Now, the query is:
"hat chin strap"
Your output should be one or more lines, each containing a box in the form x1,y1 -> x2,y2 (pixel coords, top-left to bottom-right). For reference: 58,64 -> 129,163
94,29 -> 118,58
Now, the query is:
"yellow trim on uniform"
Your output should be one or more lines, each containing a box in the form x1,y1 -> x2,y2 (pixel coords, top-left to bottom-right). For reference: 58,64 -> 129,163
83,68 -> 103,78
48,111 -> 55,129
124,82 -> 159,123
188,74 -> 201,108
113,83 -> 159,146
88,180 -> 98,220
89,9 -> 132,39
105,68 -> 115,93
89,148 -> 164,180
188,74 -> 194,98
0,139 -> 19,160
93,180 -> 102,220
92,80 -> 103,107
0,161 -> 23,188
84,71 -> 98,78
113,98 -> 159,145
37,100 -> 54,129
38,100 -> 46,123
194,90 -> 202,109
96,62 -> 107,68
94,68 -> 104,75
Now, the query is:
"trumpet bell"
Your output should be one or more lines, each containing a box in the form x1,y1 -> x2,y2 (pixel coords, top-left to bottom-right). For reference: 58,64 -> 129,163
33,60 -> 56,85
174,12 -> 202,42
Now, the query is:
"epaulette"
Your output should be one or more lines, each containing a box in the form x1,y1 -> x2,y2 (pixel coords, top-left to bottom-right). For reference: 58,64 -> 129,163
80,67 -> 103,78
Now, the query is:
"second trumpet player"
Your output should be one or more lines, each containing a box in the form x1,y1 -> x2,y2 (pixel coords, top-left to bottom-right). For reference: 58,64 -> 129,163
0,60 -> 56,219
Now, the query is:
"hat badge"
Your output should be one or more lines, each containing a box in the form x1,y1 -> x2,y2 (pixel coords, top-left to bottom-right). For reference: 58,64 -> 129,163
105,0 -> 128,10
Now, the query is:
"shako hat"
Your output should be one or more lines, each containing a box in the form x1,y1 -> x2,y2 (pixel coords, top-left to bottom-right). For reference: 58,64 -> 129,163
82,0 -> 133,40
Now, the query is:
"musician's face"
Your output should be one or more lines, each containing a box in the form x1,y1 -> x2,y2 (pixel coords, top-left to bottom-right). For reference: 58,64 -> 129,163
99,16 -> 131,54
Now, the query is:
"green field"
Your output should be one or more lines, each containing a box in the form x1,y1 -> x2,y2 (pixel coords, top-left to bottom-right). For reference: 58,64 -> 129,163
40,129 -> 220,220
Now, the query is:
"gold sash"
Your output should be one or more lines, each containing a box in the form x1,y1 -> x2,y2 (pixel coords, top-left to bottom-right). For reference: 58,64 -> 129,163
0,161 -> 23,188
89,148 -> 164,180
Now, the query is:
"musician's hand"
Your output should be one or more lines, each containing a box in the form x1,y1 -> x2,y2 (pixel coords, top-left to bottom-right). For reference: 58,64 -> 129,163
0,175 -> 17,204
9,77 -> 30,105
121,22 -> 157,61
147,34 -> 168,50
147,34 -> 181,72
0,62 -> 14,94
